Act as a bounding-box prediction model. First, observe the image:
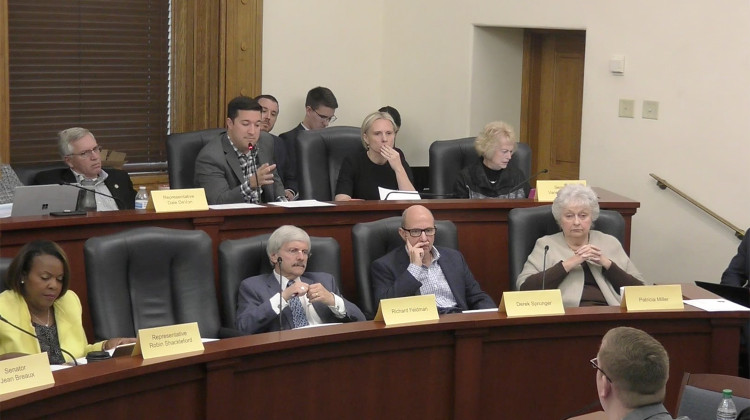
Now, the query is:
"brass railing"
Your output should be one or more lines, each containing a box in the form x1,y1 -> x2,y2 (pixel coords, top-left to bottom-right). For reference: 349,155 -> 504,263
650,173 -> 745,240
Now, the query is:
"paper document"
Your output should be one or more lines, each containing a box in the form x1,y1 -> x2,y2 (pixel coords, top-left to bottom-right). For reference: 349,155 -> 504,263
0,203 -> 12,218
209,203 -> 264,210
267,200 -> 335,208
378,187 -> 421,201
685,299 -> 750,312
462,308 -> 500,314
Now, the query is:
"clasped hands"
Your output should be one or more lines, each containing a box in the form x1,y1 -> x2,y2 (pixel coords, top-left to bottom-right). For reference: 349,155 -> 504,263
567,244 -> 612,270
248,163 -> 277,189
282,281 -> 335,306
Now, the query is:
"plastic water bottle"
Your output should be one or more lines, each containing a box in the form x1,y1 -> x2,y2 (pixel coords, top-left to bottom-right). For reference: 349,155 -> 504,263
717,389 -> 737,420
135,186 -> 149,210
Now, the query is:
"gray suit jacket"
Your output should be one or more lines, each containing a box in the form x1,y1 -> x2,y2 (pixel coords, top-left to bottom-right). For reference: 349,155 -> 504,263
235,272 -> 365,334
194,132 -> 284,204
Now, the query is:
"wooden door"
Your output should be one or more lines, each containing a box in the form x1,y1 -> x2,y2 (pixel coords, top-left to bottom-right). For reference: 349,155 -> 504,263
520,30 -> 586,181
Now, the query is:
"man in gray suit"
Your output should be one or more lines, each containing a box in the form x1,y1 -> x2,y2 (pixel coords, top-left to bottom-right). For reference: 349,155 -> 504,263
194,96 -> 285,204
236,225 -> 365,334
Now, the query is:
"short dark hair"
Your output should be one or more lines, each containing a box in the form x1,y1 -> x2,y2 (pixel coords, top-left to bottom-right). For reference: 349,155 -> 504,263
378,106 -> 401,128
5,240 -> 71,297
254,94 -> 279,104
227,96 -> 263,120
305,87 -> 338,110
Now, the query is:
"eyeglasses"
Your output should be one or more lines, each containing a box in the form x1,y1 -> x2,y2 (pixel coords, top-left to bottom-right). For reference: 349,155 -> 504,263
590,357 -> 612,383
401,227 -> 437,237
67,145 -> 103,158
284,247 -> 311,257
313,109 -> 337,124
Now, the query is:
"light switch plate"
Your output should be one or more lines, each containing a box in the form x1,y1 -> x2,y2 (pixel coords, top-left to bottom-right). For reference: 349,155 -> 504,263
643,100 -> 659,120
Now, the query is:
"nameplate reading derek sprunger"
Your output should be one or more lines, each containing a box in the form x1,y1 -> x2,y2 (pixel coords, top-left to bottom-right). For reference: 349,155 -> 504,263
374,295 -> 439,325
132,322 -> 204,359
499,290 -> 565,318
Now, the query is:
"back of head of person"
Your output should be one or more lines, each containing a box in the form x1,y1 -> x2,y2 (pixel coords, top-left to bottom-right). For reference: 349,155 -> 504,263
596,326 -> 670,419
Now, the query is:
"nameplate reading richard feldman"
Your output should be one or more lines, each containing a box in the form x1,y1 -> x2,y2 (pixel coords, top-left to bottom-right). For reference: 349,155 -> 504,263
499,290 -> 565,317
620,284 -> 684,311
0,352 -> 54,397
374,295 -> 439,325
151,188 -> 209,213
132,322 -> 204,359
536,180 -> 587,202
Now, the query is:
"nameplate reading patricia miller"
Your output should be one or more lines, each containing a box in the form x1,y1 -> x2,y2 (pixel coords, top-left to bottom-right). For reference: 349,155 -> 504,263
536,180 -> 587,202
374,295 -> 439,325
132,322 -> 204,359
499,290 -> 565,317
151,188 -> 209,213
620,284 -> 684,311
0,352 -> 54,396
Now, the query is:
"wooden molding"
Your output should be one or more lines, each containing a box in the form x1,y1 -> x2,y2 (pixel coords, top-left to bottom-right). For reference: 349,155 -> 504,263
0,0 -> 9,162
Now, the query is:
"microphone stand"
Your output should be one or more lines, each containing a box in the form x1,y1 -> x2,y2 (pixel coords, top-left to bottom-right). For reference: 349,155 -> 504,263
542,245 -> 549,290
248,145 -> 263,202
277,257 -> 284,332
0,313 -> 79,366
508,168 -> 549,198
60,181 -> 126,210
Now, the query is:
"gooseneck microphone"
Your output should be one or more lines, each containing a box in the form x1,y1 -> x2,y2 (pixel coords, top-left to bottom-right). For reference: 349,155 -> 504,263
277,256 -> 284,332
0,313 -> 79,366
508,168 -> 549,197
541,245 -> 550,290
60,181 -> 125,210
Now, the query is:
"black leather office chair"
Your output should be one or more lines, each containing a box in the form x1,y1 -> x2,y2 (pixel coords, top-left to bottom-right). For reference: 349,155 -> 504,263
84,227 -> 221,340
0,257 -> 12,292
166,128 -> 224,189
428,137 -> 531,197
675,372 -> 750,419
16,163 -> 71,185
296,126 -> 363,201
218,234 -> 342,330
351,216 -> 458,319
507,205 -> 625,290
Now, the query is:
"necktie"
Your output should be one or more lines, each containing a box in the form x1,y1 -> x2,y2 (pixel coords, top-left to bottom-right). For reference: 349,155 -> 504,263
287,280 -> 309,328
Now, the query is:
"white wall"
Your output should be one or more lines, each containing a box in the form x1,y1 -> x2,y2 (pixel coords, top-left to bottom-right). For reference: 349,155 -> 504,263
263,0 -> 750,285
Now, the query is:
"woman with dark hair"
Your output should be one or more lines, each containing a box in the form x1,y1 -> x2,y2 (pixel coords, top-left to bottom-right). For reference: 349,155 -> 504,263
0,240 -> 134,363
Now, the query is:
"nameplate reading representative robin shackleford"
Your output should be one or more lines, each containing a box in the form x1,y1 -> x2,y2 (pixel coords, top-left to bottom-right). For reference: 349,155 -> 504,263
132,322 -> 204,359
374,295 -> 439,325
499,289 -> 565,317
0,352 -> 54,397
620,284 -> 684,311
151,188 -> 209,213
536,180 -> 587,202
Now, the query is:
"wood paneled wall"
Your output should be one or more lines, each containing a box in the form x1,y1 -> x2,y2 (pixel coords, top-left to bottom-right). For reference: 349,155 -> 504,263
0,0 -> 263,161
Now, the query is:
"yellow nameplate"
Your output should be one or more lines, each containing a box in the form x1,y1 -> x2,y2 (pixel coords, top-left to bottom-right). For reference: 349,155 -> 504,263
151,188 -> 209,213
536,180 -> 587,202
0,352 -> 54,396
620,285 -> 684,311
374,295 -> 439,325
499,290 -> 565,317
132,322 -> 204,359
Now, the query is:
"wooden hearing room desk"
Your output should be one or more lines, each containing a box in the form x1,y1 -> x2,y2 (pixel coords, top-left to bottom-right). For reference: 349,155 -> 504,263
0,188 -> 639,340
1,287 -> 747,420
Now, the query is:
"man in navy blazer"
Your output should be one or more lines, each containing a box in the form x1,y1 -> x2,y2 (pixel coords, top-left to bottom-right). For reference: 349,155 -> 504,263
236,225 -> 365,334
371,205 -> 496,312
721,228 -> 750,287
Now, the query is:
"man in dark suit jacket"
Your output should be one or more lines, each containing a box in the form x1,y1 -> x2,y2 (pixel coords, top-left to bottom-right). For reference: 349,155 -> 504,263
194,96 -> 285,204
371,205 -> 495,312
33,127 -> 136,210
236,225 -> 365,334
255,94 -> 296,200
722,228 -> 750,287
279,86 -> 338,197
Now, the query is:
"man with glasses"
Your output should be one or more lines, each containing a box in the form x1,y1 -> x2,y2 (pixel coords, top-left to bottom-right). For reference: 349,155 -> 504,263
279,86 -> 338,198
593,327 -> 677,420
371,205 -> 495,313
236,225 -> 365,334
34,127 -> 136,210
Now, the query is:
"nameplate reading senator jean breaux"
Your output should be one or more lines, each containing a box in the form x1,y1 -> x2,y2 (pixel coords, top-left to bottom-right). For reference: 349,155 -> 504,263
151,188 -> 209,213
374,295 -> 439,325
0,352 -> 54,397
132,322 -> 204,359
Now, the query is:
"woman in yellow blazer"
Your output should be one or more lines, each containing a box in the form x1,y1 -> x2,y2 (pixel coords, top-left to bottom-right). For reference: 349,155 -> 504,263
0,240 -> 134,364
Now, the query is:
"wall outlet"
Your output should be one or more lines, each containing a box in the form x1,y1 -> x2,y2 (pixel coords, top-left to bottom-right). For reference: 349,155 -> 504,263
619,99 -> 635,118
643,100 -> 659,120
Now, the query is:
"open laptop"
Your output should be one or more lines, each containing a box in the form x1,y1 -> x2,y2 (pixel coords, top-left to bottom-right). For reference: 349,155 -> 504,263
11,184 -> 81,217
695,281 -> 750,308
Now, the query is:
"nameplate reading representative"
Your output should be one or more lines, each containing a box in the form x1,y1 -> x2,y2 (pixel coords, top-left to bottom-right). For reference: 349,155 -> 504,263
374,295 -> 439,325
536,180 -> 587,202
620,284 -> 684,311
0,352 -> 54,396
151,188 -> 209,213
132,322 -> 204,359
499,290 -> 565,317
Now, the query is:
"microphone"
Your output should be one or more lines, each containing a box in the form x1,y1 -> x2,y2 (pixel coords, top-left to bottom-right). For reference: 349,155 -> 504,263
542,245 -> 550,290
277,256 -> 284,332
60,181 -> 125,210
508,168 -> 549,198
248,144 -> 263,201
0,313 -> 79,366
382,190 -> 421,200
419,192 -> 456,199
